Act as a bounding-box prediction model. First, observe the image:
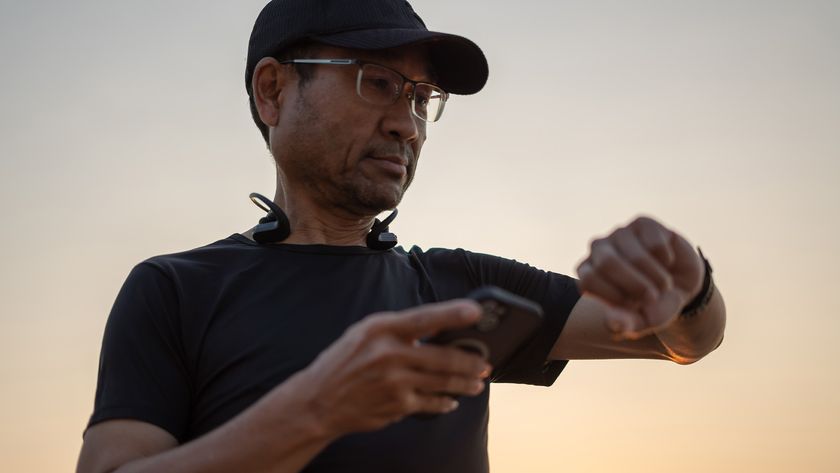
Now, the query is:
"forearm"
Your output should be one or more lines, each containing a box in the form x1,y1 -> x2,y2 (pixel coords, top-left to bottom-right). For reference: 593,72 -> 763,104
654,285 -> 726,364
115,372 -> 337,473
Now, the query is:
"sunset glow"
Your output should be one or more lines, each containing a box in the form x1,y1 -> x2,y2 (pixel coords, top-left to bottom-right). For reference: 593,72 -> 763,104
1,1 -> 838,471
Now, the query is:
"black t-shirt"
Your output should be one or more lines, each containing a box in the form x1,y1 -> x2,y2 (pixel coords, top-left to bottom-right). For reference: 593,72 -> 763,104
87,234 -> 580,472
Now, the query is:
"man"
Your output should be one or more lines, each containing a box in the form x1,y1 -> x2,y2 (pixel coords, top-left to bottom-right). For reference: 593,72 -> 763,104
77,1 -> 726,472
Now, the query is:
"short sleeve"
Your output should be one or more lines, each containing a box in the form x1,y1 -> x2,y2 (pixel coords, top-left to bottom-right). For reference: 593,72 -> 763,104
458,250 -> 581,387
85,262 -> 192,441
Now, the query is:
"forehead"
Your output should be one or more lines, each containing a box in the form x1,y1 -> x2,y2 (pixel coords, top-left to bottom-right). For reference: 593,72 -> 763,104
314,44 -> 435,83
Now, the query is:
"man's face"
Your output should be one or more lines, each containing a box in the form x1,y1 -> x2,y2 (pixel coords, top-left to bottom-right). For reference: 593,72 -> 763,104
270,45 -> 432,216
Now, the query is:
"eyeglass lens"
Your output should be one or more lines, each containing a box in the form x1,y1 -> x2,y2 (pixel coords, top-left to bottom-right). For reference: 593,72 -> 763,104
357,63 -> 445,122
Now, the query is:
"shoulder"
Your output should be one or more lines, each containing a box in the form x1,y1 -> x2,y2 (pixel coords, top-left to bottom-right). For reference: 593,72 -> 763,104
400,245 -> 499,268
400,246 -> 577,302
136,234 -> 262,281
143,234 -> 253,270
398,246 -> 477,279
406,245 -> 554,284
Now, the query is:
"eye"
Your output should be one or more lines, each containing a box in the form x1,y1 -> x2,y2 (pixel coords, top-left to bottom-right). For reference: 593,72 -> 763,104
414,92 -> 430,107
360,66 -> 400,97
366,77 -> 392,91
414,86 -> 440,108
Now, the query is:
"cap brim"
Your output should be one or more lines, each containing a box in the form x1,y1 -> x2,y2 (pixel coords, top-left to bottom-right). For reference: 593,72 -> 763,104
312,28 -> 488,95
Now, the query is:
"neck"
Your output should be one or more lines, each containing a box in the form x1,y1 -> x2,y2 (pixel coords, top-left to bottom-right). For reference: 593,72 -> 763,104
268,186 -> 375,246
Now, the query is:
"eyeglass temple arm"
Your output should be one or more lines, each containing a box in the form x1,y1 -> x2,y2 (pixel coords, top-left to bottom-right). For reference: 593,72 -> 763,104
280,59 -> 357,65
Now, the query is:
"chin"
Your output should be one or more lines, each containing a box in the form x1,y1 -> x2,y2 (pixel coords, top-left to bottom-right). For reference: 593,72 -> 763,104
349,183 -> 405,214
362,191 -> 403,213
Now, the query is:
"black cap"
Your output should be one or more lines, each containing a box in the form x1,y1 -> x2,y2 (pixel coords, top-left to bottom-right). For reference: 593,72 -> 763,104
246,0 -> 488,96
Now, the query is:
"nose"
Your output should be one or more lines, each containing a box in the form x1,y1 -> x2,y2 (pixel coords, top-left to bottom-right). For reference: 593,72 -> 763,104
380,85 -> 422,143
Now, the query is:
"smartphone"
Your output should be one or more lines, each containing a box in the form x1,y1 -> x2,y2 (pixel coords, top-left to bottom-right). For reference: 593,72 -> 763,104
424,286 -> 544,369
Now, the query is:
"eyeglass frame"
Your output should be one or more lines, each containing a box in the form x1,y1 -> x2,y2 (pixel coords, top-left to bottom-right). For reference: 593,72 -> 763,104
278,58 -> 449,123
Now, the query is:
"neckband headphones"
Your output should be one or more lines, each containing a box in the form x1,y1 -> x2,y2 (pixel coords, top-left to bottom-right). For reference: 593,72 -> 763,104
248,192 -> 399,250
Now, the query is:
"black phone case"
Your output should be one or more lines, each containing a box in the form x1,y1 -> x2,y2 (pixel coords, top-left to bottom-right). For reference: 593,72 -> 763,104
424,285 -> 544,369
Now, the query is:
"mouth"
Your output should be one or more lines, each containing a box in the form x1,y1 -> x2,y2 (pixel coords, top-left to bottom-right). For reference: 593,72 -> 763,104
365,154 -> 408,178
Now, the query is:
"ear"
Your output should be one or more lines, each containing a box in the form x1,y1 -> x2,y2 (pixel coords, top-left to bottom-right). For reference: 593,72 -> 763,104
252,57 -> 290,129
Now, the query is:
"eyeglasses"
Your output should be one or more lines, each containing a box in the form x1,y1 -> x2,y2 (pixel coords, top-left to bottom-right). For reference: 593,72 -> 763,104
279,59 -> 448,123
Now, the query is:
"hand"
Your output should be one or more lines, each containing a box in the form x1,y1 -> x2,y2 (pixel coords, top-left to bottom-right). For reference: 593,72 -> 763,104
289,300 -> 492,436
576,216 -> 704,340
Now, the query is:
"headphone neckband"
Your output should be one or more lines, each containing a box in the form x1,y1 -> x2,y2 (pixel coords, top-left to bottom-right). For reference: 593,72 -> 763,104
248,192 -> 398,250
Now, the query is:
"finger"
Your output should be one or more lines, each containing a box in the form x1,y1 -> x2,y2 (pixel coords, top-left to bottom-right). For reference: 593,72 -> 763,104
589,239 -> 660,304
403,370 -> 486,397
611,227 -> 674,292
602,304 -> 646,339
643,287 -> 686,322
577,260 -> 631,307
667,235 -> 705,296
406,343 -> 492,377
375,300 -> 482,340
614,289 -> 686,340
412,393 -> 461,414
632,217 -> 675,268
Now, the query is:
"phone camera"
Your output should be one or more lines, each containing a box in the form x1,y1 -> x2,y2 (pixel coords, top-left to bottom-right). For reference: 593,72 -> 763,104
477,300 -> 505,331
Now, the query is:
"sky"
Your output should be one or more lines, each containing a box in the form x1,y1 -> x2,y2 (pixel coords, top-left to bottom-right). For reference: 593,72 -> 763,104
1,0 -> 839,471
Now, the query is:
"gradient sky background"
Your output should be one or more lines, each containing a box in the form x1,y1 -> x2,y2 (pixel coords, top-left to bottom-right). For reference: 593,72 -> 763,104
1,0 -> 839,471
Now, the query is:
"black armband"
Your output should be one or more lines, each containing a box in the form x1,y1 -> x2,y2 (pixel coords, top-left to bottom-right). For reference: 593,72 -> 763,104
680,247 -> 714,318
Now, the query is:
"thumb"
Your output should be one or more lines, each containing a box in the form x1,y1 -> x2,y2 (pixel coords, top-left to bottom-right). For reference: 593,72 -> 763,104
388,299 -> 482,340
640,289 -> 685,329
603,304 -> 642,338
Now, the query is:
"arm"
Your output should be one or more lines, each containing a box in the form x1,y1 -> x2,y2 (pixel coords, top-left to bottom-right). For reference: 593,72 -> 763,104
77,300 -> 492,473
77,374 -> 336,473
550,288 -> 725,364
549,216 -> 726,364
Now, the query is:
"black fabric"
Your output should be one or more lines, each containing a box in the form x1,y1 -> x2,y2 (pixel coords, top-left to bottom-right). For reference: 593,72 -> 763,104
87,234 -> 580,472
246,0 -> 489,95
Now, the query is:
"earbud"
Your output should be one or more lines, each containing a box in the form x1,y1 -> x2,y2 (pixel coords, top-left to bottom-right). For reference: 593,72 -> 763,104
366,209 -> 399,250
249,193 -> 291,244
248,193 -> 399,250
